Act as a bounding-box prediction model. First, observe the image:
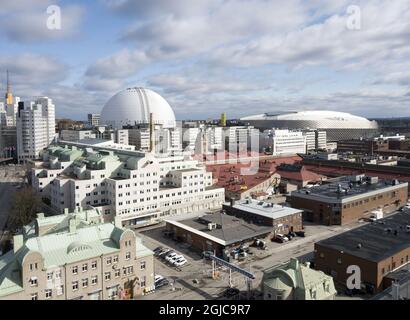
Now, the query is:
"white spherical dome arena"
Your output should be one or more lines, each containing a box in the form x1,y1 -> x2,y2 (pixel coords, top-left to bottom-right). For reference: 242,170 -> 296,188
100,87 -> 176,129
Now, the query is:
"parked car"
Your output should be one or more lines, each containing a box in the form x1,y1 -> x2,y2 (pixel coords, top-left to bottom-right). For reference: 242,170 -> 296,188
368,216 -> 377,222
202,251 -> 213,259
223,288 -> 240,298
158,249 -> 171,257
153,247 -> 164,255
174,258 -> 187,267
166,253 -> 183,263
273,234 -> 289,243
295,231 -> 305,237
288,231 -> 297,238
155,278 -> 170,289
154,275 -> 165,283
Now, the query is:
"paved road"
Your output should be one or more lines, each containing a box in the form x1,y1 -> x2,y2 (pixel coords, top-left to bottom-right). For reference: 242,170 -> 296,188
136,220 -> 366,300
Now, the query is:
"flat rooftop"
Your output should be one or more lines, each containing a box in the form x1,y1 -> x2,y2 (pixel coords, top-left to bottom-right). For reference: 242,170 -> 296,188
166,213 -> 272,246
316,210 -> 410,262
230,199 -> 302,219
293,176 -> 407,200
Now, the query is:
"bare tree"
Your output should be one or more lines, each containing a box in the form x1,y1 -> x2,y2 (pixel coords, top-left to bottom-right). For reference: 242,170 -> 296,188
9,187 -> 41,230
23,162 -> 34,185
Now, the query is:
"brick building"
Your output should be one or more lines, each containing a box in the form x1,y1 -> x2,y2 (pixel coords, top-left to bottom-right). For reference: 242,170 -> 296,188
165,213 -> 272,259
165,200 -> 302,259
314,210 -> 410,293
288,175 -> 408,225
223,199 -> 303,235
337,139 -> 389,154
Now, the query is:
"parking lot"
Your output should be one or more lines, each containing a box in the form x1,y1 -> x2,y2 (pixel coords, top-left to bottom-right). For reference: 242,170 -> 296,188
135,219 -> 366,300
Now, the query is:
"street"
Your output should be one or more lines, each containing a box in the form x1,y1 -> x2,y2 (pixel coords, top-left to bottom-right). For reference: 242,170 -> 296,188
135,219 -> 367,300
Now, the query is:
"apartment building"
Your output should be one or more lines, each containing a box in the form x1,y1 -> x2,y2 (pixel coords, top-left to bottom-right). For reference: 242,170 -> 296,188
60,130 -> 97,142
0,207 -> 154,300
260,129 -> 306,156
31,143 -> 225,227
302,130 -> 327,151
182,125 -> 223,153
87,113 -> 100,127
224,126 -> 259,153
16,97 -> 56,162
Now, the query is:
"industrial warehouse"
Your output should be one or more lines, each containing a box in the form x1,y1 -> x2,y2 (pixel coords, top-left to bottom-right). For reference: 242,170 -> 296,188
165,199 -> 303,259
288,175 -> 409,225
314,209 -> 410,293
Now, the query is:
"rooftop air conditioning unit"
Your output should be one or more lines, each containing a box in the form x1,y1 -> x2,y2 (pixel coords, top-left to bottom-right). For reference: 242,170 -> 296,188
208,223 -> 217,231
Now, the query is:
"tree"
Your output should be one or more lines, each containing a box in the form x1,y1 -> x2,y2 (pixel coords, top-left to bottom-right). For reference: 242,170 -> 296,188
23,162 -> 34,185
9,187 -> 41,230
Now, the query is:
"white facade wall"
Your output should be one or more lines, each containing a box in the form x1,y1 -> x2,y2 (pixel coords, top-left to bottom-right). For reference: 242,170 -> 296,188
16,97 -> 56,162
260,129 -> 306,156
32,149 -> 225,226
60,130 -> 96,142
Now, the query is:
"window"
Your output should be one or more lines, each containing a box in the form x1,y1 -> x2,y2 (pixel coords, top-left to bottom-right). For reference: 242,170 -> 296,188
31,293 -> 38,300
337,258 -> 342,264
72,281 -> 79,291
140,261 -> 146,270
125,252 -> 131,260
47,272 -> 53,281
113,255 -> 119,263
82,278 -> 88,288
115,270 -> 120,278
123,266 -> 134,275
55,270 -> 61,279
72,266 -> 78,274
30,277 -> 38,287
29,263 -> 38,271
82,264 -> 88,272
45,289 -> 52,299
106,257 -> 112,265
140,276 -> 146,287
91,261 -> 97,269
54,285 -> 63,296
105,272 -> 111,281
91,276 -> 98,285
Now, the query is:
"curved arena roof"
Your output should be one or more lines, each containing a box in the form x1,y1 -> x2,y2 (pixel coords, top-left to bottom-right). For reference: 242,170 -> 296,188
241,111 -> 379,141
241,111 -> 378,129
101,87 -> 176,129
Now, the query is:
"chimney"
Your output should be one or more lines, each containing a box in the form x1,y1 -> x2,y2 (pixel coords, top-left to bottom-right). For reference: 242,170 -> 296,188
13,234 -> 24,254
69,218 -> 77,233
114,216 -> 123,228
289,258 -> 300,270
149,112 -> 155,153
392,282 -> 400,300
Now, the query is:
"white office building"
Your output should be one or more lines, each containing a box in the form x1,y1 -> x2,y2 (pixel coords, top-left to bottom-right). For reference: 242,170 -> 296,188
60,130 -> 96,142
224,126 -> 259,152
31,143 -> 225,227
87,113 -> 100,127
260,129 -> 306,156
302,130 -> 327,151
17,97 -> 56,162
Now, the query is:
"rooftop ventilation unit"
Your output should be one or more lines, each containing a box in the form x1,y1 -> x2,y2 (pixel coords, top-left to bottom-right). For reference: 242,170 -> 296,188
208,223 -> 217,231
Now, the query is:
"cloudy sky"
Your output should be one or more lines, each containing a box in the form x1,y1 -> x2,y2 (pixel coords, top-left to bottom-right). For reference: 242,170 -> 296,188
1,0 -> 410,120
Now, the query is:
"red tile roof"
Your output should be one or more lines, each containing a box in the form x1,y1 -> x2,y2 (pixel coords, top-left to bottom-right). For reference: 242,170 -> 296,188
277,166 -> 325,183
207,155 -> 303,194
